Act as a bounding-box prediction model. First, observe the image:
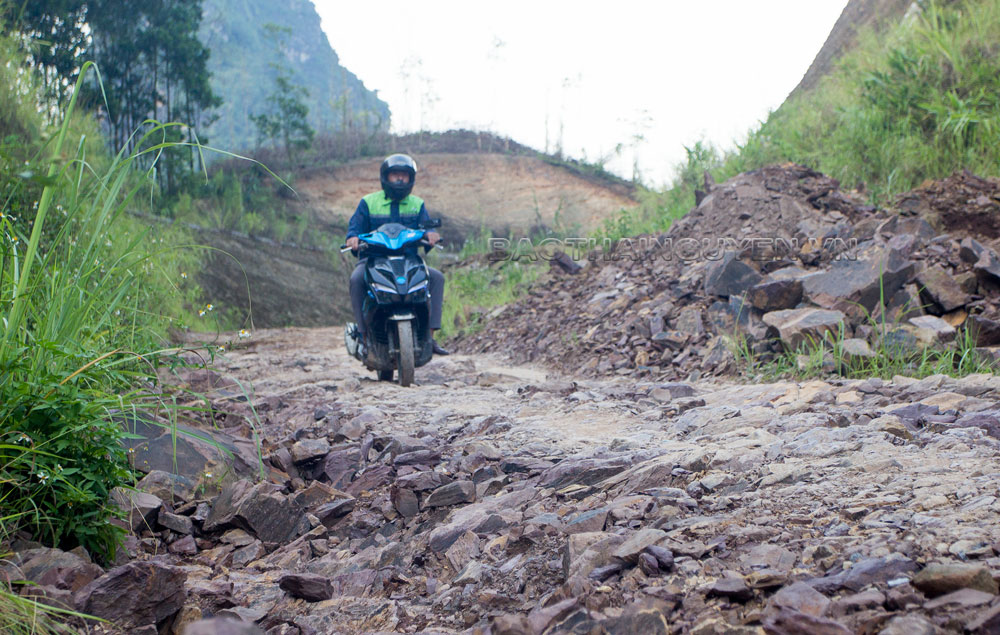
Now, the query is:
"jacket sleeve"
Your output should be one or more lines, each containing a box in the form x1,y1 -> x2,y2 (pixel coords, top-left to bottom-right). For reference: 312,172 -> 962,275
346,199 -> 369,239
417,202 -> 431,226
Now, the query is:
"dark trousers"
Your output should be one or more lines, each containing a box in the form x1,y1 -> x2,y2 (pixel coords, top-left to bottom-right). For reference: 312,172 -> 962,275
350,263 -> 444,335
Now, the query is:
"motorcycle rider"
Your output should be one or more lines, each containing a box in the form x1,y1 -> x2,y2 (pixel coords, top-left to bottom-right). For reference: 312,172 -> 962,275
346,153 -> 449,356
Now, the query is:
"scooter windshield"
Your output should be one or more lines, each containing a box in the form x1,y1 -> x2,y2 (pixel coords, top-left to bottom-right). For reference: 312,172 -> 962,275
361,223 -> 424,251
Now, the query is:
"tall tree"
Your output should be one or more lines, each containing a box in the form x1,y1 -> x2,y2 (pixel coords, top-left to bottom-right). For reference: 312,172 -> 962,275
79,0 -> 220,192
250,24 -> 314,164
1,0 -> 89,104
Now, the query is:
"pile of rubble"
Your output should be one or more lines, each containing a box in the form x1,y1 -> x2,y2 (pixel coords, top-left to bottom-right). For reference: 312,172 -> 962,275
5,334 -> 1000,633
454,164 -> 1000,379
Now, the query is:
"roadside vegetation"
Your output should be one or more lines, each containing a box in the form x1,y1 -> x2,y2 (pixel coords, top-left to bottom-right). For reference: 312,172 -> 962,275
731,322 -> 991,383
0,36 -> 204,577
598,0 -> 1000,241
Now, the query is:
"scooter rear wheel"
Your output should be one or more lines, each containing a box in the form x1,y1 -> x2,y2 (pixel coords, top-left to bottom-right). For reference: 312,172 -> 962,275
378,369 -> 393,381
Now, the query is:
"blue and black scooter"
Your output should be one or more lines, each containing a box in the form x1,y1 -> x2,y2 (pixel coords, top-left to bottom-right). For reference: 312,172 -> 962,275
341,219 -> 442,386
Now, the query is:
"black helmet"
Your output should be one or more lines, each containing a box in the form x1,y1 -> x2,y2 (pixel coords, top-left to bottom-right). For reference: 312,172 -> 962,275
380,153 -> 417,201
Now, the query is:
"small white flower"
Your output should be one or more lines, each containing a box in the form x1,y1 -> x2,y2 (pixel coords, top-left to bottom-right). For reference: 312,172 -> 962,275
238,329 -> 251,339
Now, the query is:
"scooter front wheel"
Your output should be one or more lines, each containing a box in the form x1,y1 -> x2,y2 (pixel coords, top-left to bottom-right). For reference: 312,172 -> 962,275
396,319 -> 415,387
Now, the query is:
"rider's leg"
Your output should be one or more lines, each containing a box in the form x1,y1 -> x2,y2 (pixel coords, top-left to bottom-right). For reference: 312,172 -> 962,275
350,263 -> 367,335
428,267 -> 449,355
428,267 -> 444,330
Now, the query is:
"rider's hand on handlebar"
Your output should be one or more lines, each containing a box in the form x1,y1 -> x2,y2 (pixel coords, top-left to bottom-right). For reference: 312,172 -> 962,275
426,231 -> 441,247
346,236 -> 360,251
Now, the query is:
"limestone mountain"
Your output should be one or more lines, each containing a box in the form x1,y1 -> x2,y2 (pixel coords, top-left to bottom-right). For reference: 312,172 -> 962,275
198,0 -> 390,154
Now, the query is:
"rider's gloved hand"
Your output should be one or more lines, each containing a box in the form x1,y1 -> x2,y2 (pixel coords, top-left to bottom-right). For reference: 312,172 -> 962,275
346,236 -> 360,251
426,231 -> 441,246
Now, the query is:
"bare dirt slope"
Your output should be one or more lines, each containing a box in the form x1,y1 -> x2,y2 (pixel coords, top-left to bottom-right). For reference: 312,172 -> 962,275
33,326 -> 1000,633
297,153 -> 637,243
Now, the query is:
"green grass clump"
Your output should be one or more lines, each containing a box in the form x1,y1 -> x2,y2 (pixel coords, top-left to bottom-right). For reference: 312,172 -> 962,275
440,260 -> 542,339
0,46 -> 202,562
733,320 -> 992,382
729,0 -> 1000,202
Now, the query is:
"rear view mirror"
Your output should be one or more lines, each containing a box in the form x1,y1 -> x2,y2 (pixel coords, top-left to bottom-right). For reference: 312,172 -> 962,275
420,219 -> 442,229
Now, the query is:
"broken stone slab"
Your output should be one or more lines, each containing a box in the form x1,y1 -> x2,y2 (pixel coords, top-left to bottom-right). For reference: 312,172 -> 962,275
839,338 -> 875,360
445,531 -> 481,572
970,316 -> 1000,347
885,283 -> 925,322
313,498 -> 356,527
916,265 -> 970,314
74,559 -> 187,630
289,438 -> 330,465
390,486 -> 419,518
158,510 -> 194,535
395,470 -> 452,492
747,278 -> 803,312
706,577 -> 753,603
644,545 -> 674,571
674,306 -> 707,336
647,382 -> 697,401
111,488 -> 163,533
136,471 -> 197,503
611,528 -> 667,562
426,488 -> 537,552
118,414 -> 257,490
278,572 -> 333,602
203,480 -> 305,543
763,308 -> 846,350
168,535 -> 197,556
908,314 -> 957,343
704,252 -> 763,297
424,480 -> 476,508
974,247 -> 1000,283
879,615 -> 939,635
562,532 -> 626,582
743,544 -> 796,573
290,481 -> 348,511
537,456 -> 632,490
562,508 -> 608,534
318,447 -> 361,489
800,250 -> 914,315
1,547 -> 103,594
454,560 -> 484,585
924,588 -> 995,610
829,589 -> 885,617
809,556 -> 917,594
960,237 -> 987,264
911,562 -> 999,597
967,602 -> 1000,633
499,456 -> 555,474
182,619 -> 265,635
762,607 -> 851,635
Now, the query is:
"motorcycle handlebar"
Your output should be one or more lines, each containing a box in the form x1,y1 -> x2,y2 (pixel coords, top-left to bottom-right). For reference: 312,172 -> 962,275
339,240 -> 442,253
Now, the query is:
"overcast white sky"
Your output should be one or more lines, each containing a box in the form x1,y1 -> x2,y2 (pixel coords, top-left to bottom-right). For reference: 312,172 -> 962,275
315,1 -> 848,187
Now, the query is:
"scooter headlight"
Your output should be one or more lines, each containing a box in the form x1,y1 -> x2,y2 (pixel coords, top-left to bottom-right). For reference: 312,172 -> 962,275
408,280 -> 428,293
372,282 -> 396,293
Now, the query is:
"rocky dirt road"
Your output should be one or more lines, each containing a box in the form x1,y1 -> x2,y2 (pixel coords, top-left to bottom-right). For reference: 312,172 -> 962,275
25,325 -> 997,634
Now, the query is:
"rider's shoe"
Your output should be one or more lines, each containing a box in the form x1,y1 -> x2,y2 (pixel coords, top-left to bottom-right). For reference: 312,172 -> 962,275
432,339 -> 450,356
345,323 -> 366,360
